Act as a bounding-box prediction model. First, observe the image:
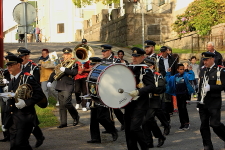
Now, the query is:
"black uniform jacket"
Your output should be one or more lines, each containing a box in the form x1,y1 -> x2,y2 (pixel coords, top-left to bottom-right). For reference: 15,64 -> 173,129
4,72 -> 45,129
127,65 -> 156,110
197,65 -> 225,109
48,64 -> 78,93
149,72 -> 166,108
23,61 -> 40,83
101,53 -> 121,63
147,54 -> 166,77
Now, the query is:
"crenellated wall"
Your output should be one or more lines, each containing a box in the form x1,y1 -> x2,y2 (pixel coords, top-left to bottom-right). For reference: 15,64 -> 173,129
81,10 -> 172,47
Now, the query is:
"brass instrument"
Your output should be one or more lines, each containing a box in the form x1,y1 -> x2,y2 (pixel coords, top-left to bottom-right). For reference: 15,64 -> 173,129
74,44 -> 95,63
53,58 -> 76,80
0,68 -> 6,86
15,83 -> 48,108
15,84 -> 33,103
54,44 -> 95,80
149,57 -> 159,73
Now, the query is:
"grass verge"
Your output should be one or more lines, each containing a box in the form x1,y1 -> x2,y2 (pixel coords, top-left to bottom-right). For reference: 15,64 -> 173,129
35,96 -> 59,128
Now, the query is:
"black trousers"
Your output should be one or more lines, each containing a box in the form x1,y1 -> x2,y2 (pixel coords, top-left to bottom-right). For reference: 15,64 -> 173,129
143,108 -> 164,145
113,109 -> 124,126
199,107 -> 225,148
58,91 -> 79,125
90,106 -> 116,141
176,94 -> 190,125
75,78 -> 87,108
155,108 -> 170,127
1,98 -> 10,139
32,126 -> 43,140
124,106 -> 148,150
9,122 -> 33,150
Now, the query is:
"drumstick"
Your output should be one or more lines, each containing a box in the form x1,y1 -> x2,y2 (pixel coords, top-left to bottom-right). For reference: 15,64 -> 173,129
170,57 -> 178,68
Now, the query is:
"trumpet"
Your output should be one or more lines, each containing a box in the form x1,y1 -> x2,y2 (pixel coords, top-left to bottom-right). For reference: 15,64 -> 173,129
199,71 -> 209,104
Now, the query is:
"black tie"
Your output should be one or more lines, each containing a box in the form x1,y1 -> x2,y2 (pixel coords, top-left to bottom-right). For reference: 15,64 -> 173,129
12,77 -> 15,85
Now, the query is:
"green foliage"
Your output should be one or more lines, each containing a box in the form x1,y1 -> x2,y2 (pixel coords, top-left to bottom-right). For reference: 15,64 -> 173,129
132,44 -> 192,54
71,0 -> 119,8
35,96 -> 59,128
172,0 -> 225,37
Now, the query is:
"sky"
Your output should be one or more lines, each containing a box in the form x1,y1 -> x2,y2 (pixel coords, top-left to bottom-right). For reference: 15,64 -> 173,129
3,0 -> 23,31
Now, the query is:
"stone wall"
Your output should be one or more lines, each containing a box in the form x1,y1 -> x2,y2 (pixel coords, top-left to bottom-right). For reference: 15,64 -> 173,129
83,10 -> 172,47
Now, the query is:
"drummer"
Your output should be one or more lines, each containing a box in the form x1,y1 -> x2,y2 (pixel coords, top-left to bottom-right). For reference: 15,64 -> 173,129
87,57 -> 118,143
100,45 -> 125,132
125,47 -> 156,150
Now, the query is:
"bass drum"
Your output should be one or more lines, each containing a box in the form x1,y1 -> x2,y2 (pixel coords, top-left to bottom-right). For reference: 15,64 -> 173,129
86,63 -> 136,108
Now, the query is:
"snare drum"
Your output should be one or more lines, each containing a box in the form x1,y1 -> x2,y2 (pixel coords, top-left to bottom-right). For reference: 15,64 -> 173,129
86,63 -> 136,108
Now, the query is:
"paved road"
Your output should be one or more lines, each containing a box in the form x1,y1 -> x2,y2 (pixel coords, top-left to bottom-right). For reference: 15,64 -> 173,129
1,42 -> 225,150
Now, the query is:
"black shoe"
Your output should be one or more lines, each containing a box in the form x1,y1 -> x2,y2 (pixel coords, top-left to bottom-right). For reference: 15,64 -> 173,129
157,136 -> 166,147
0,137 -> 9,142
73,115 -> 80,126
35,136 -> 45,148
164,125 -> 171,135
204,145 -> 214,150
120,125 -> 125,131
57,124 -> 67,128
111,131 -> 118,141
87,139 -> 101,143
147,143 -> 154,148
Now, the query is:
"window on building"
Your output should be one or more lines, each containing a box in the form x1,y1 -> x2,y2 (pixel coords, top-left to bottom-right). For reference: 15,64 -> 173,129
158,0 -> 165,6
57,23 -> 64,33
146,0 -> 152,11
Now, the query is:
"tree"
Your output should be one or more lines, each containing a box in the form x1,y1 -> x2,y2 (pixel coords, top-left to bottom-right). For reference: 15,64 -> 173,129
172,0 -> 225,37
72,0 -> 120,8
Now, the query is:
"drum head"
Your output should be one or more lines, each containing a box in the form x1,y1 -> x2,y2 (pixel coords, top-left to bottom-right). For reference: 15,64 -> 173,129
97,64 -> 136,108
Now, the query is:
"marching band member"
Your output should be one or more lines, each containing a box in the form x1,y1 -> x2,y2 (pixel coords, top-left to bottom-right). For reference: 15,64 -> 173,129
125,47 -> 156,150
144,40 -> 166,76
145,42 -> 170,135
100,45 -> 125,132
48,48 -> 80,128
74,60 -> 90,111
0,52 -> 13,142
17,47 -> 45,147
142,57 -> 166,148
2,53 -> 46,150
17,47 -> 40,84
197,52 -> 225,150
87,57 -> 118,143
74,39 -> 91,111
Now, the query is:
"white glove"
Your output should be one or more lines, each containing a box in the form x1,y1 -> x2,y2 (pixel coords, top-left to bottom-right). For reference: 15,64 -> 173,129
47,82 -> 52,88
3,86 -> 8,92
129,90 -> 139,98
60,67 -> 66,72
204,84 -> 210,93
3,79 -> 7,84
1,125 -> 7,132
2,97 -> 8,102
196,108 -> 199,112
15,98 -> 26,109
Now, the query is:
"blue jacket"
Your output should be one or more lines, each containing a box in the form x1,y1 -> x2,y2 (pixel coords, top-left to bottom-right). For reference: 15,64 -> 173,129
165,70 -> 195,96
